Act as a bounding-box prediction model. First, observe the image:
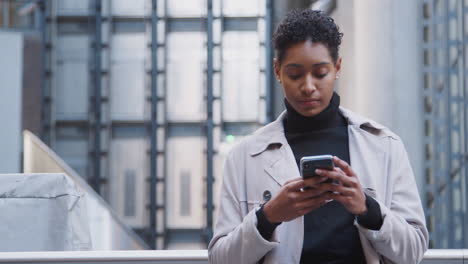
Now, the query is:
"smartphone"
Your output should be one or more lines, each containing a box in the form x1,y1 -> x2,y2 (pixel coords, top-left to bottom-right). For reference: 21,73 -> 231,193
300,155 -> 334,180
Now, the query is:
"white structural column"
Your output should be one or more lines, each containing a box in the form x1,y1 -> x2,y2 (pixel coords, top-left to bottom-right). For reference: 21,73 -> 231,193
334,0 -> 424,191
0,32 -> 23,173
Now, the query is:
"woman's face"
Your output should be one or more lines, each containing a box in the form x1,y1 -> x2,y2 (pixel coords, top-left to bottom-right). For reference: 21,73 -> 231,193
274,40 -> 341,117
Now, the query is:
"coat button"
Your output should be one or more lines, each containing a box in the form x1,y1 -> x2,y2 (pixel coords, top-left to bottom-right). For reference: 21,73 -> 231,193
263,190 -> 272,202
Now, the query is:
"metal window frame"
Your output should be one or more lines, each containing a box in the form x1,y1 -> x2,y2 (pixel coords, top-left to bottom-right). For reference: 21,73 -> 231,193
149,0 -> 159,250
92,0 -> 103,193
39,0 -> 274,250
205,0 -> 215,243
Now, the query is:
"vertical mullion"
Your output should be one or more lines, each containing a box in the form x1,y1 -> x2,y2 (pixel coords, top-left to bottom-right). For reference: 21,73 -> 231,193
265,0 -> 273,123
461,0 -> 468,249
452,0 -> 464,248
149,0 -> 159,250
422,0 -> 433,247
93,0 -> 103,194
443,0 -> 454,248
50,0 -> 57,148
39,0 -> 50,144
430,0 -> 440,247
206,0 -> 215,244
162,0 -> 169,250
451,1 -> 463,248
219,0 -> 225,129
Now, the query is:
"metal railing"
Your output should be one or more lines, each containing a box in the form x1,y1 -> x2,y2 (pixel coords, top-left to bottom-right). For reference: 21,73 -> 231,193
0,250 -> 207,264
0,249 -> 465,263
422,249 -> 466,263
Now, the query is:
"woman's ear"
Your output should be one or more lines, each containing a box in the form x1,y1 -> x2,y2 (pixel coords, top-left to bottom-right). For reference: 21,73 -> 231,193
273,58 -> 281,82
335,57 -> 342,78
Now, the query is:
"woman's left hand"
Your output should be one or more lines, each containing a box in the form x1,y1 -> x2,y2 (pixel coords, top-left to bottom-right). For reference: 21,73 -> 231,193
316,156 -> 367,215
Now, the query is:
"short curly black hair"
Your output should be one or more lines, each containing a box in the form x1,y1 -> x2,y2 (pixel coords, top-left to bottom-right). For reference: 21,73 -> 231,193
272,9 -> 343,64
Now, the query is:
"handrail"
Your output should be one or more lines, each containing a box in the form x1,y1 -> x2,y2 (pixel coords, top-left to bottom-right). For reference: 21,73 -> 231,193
0,250 -> 208,262
0,249 -> 464,263
422,249 -> 466,259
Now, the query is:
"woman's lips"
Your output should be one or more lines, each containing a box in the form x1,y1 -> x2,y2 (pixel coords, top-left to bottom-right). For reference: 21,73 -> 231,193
298,99 -> 320,107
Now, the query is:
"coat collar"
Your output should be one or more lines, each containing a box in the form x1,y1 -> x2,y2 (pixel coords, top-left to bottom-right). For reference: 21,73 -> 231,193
249,107 -> 386,157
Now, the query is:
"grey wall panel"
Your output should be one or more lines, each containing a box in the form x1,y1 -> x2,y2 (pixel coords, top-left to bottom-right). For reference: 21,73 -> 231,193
222,32 -> 260,122
212,99 -> 221,125
112,0 -> 148,17
167,136 -> 206,229
167,0 -> 206,17
110,63 -> 146,120
213,19 -> 222,44
167,33 -> 206,122
257,19 -> 266,43
258,98 -> 267,124
56,35 -> 90,60
110,138 -> 149,228
56,0 -> 91,16
55,35 -> 90,120
110,34 -> 146,61
56,62 -> 90,120
110,34 -> 147,121
222,0 -> 263,17
0,32 -> 23,173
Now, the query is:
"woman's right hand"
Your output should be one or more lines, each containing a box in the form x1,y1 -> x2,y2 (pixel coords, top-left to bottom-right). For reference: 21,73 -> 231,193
262,177 -> 331,223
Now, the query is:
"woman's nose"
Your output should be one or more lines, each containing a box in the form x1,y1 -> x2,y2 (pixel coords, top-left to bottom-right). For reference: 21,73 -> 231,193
301,74 -> 316,96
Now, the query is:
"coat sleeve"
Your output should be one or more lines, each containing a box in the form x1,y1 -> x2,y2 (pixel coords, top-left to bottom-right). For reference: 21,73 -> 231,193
356,137 -> 429,264
208,150 -> 279,264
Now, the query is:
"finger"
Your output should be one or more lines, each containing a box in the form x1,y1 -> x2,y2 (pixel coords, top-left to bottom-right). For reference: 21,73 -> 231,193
303,176 -> 329,187
284,177 -> 304,185
296,196 -> 329,215
323,191 -> 349,205
285,178 -> 307,192
320,167 -> 362,189
316,168 -> 351,186
297,187 -> 328,200
295,195 -> 328,211
333,156 -> 356,177
317,183 -> 354,196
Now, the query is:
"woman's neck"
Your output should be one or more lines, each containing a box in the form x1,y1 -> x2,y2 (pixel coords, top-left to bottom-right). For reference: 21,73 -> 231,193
284,92 -> 345,133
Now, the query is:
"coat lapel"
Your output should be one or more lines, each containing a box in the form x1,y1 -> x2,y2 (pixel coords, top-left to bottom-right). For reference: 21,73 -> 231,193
249,111 -> 300,187
348,125 -> 386,201
264,144 -> 300,187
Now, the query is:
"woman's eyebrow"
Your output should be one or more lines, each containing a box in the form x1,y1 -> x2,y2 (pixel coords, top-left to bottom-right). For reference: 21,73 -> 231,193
311,62 -> 330,67
285,62 -> 330,69
285,63 -> 304,69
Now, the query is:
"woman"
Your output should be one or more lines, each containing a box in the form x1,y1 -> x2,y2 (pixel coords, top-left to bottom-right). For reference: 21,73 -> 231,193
208,9 -> 428,264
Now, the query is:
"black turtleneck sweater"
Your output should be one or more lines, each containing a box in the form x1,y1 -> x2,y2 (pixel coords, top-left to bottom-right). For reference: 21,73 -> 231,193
256,93 -> 383,264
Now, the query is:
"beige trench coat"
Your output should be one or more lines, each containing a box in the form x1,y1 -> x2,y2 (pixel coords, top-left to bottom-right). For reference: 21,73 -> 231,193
208,107 -> 429,264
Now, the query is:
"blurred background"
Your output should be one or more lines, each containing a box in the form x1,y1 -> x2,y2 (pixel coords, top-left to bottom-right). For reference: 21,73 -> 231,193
0,0 -> 466,251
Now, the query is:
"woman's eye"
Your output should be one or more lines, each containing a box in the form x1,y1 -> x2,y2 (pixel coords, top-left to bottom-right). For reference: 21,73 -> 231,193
289,74 -> 302,80
286,71 -> 303,80
315,72 -> 328,79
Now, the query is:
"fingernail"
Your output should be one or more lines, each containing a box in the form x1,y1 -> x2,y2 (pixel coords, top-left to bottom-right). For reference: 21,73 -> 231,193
315,169 -> 321,174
